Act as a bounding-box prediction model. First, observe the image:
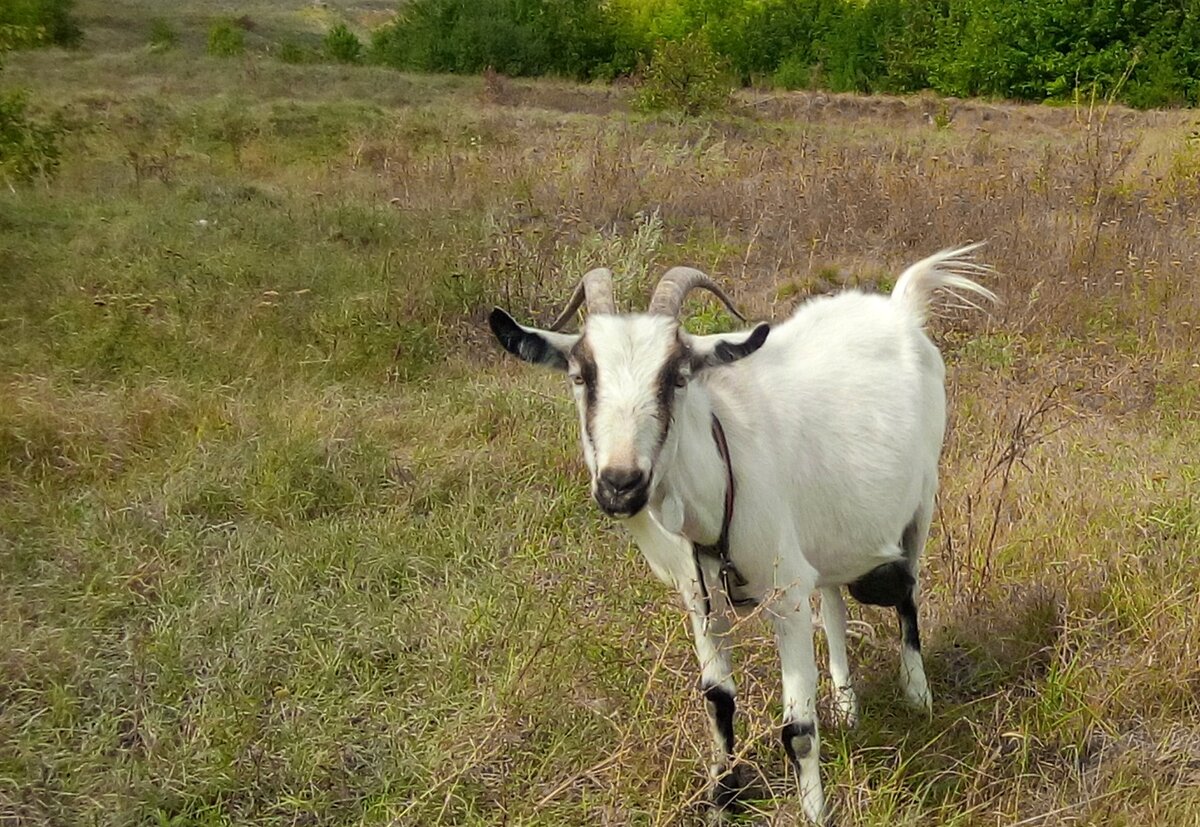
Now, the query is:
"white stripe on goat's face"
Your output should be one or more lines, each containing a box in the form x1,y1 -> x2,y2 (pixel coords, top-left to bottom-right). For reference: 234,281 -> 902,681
568,315 -> 685,517
488,304 -> 769,519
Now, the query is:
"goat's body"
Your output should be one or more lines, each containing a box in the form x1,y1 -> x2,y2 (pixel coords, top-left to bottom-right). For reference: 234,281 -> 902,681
629,248 -> 993,822
663,288 -> 946,595
489,245 -> 994,824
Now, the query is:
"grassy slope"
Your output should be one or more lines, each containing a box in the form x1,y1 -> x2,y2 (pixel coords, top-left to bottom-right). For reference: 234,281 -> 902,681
2,2 -> 1199,825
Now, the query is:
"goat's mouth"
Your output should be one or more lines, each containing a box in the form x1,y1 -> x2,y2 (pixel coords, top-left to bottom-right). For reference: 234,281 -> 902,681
594,486 -> 649,519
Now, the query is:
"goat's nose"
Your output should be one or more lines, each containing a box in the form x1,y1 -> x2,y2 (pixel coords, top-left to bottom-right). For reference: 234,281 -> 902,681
599,467 -> 646,495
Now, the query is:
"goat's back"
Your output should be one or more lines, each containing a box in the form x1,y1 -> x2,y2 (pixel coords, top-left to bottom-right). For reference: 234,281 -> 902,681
706,290 -> 946,583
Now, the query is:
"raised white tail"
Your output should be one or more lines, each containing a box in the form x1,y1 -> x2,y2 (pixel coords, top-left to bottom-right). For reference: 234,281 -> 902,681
891,244 -> 997,325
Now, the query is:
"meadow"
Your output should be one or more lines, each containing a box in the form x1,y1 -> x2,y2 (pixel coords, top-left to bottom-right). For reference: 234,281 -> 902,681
1,2 -> 1199,825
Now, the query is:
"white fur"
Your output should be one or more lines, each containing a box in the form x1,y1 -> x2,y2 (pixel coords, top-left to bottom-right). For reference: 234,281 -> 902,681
506,246 -> 994,823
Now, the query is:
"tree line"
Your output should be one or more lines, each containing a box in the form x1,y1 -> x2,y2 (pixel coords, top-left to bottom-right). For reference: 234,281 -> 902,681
370,0 -> 1200,108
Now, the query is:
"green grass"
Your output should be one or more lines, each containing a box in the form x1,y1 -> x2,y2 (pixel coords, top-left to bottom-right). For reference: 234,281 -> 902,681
2,1 -> 1200,825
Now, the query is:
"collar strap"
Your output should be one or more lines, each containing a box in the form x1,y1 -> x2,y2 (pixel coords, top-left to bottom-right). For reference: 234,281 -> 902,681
693,413 -> 754,608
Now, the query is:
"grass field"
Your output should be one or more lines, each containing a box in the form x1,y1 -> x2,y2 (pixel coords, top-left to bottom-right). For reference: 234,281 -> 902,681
2,2 -> 1199,825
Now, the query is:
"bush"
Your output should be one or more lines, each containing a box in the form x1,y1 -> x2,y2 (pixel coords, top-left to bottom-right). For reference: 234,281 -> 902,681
772,52 -> 813,90
1,23 -> 64,185
207,19 -> 245,57
0,90 -> 63,184
324,23 -> 362,64
635,34 -> 731,116
0,0 -> 81,47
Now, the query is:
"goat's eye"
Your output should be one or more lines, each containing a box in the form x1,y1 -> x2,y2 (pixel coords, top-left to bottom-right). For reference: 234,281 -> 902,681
571,374 -> 585,387
674,374 -> 688,388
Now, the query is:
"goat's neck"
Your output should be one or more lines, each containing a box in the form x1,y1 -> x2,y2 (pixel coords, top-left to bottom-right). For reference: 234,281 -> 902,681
653,384 -> 728,545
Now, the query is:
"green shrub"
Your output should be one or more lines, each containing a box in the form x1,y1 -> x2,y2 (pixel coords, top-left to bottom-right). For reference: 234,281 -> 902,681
0,23 -> 41,53
0,90 -> 64,184
147,18 -> 178,52
772,52 -> 813,90
635,34 -> 731,116
1,23 -> 64,185
324,23 -> 362,64
212,99 -> 257,167
0,0 -> 81,47
207,19 -> 245,57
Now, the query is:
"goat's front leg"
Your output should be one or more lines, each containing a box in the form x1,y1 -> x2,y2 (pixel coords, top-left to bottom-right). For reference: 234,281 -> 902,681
819,586 -> 858,728
681,570 -> 750,812
773,586 -> 826,824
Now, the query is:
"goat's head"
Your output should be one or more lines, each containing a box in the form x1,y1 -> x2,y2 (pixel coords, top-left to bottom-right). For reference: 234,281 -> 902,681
489,267 -> 769,518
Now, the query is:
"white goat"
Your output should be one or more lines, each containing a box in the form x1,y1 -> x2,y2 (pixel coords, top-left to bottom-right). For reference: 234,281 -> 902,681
488,246 -> 994,823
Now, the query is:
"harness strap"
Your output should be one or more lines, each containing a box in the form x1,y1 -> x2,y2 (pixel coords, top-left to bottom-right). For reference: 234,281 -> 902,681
693,413 -> 756,608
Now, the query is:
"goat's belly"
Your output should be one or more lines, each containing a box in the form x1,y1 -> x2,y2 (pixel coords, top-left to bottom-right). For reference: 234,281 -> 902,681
722,540 -> 904,597
807,541 -> 907,588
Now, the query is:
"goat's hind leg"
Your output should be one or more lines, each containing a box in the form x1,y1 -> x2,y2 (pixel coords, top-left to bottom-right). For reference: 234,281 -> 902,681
819,586 -> 858,728
896,575 -> 930,711
847,526 -> 932,712
897,517 -> 931,711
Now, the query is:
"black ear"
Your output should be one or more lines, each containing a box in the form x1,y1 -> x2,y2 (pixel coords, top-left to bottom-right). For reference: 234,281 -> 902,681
712,322 -> 770,365
690,322 -> 770,371
488,308 -> 573,371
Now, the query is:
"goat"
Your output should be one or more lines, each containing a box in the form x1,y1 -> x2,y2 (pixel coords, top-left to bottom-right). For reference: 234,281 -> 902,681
487,247 -> 995,823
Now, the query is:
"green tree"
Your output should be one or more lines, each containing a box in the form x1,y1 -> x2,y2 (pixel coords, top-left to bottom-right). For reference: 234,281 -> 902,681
370,0 -> 617,79
635,33 -> 731,116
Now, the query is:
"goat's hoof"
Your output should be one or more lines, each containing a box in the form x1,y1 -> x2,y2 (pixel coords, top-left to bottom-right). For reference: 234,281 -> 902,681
799,786 -> 829,826
900,654 -> 932,713
831,686 -> 859,729
901,672 -> 932,713
708,762 -> 756,812
906,687 -> 932,714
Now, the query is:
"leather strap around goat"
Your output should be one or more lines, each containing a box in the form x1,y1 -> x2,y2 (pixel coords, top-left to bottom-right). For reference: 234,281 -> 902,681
692,413 -> 756,610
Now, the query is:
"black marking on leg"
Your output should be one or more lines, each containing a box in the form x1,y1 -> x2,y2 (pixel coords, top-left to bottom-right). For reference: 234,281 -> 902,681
781,720 -> 816,765
703,684 -> 736,757
709,762 -> 757,812
898,591 -> 921,653
848,560 -> 914,607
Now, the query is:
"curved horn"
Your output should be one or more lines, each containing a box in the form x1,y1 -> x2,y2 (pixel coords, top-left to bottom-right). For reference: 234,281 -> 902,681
647,266 -> 746,322
548,267 -> 616,331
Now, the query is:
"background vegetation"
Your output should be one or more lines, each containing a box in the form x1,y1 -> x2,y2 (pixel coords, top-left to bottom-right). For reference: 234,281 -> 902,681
2,0 -> 1199,825
0,0 -> 81,48
10,0 -> 1196,108
369,0 -> 1200,107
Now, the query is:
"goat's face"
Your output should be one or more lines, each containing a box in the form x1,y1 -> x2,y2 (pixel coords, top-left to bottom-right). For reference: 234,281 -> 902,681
489,309 -> 768,518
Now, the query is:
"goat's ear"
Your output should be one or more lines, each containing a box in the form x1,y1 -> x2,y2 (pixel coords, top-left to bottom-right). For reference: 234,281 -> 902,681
687,322 -> 770,370
488,308 -> 577,371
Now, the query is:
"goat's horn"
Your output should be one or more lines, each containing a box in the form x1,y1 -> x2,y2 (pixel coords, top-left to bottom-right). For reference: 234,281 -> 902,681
548,267 -> 616,331
647,266 -> 746,322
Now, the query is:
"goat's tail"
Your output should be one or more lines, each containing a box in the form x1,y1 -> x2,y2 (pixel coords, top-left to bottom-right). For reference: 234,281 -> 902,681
890,243 -> 997,326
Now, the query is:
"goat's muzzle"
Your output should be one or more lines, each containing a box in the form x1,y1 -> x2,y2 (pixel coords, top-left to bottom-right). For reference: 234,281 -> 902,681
595,466 -> 649,518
